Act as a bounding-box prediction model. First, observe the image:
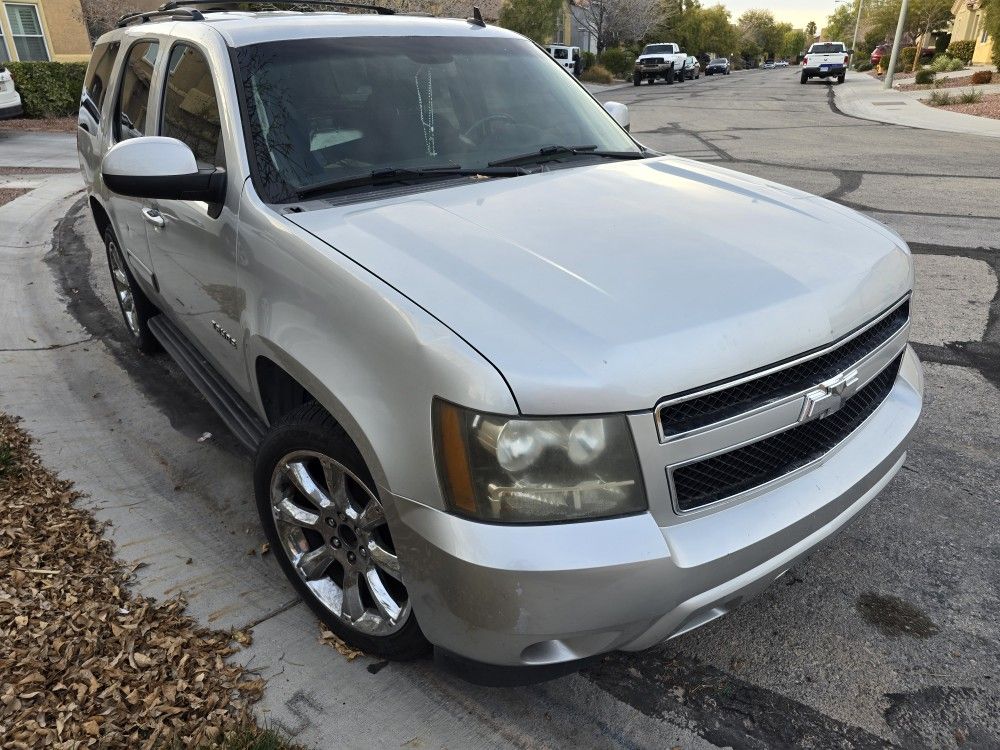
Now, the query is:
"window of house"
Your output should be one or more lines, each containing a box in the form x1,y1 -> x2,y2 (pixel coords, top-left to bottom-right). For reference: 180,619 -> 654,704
160,44 -> 225,168
116,40 -> 158,141
0,24 -> 10,63
5,4 -> 48,61
82,41 -> 121,121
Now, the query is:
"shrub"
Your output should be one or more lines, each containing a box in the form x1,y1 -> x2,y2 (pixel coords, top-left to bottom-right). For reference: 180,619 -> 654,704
947,40 -> 976,64
928,89 -> 953,105
580,64 -> 613,84
915,69 -> 936,84
899,46 -> 917,70
5,61 -> 86,118
854,61 -> 873,72
958,88 -> 983,104
598,48 -> 633,79
581,50 -> 596,70
971,70 -> 993,85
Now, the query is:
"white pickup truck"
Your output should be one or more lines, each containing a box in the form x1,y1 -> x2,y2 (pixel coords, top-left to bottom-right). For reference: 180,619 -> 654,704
801,41 -> 851,84
633,42 -> 687,85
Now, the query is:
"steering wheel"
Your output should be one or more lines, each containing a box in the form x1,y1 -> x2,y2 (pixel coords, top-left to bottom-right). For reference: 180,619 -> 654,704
462,113 -> 516,141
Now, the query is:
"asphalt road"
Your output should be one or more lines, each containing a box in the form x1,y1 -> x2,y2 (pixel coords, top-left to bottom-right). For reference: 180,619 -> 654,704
2,67 -> 999,748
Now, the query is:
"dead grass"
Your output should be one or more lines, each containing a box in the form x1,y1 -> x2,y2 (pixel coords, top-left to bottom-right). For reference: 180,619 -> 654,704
0,413 -> 294,748
0,117 -> 77,133
0,187 -> 29,207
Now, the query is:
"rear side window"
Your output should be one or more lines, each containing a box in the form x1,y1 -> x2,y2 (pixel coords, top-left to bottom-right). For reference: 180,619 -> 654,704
116,40 -> 158,141
82,41 -> 120,120
161,44 -> 224,168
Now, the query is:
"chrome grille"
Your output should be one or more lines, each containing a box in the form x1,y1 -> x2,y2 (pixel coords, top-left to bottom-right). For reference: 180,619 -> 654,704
657,299 -> 909,438
671,354 -> 902,511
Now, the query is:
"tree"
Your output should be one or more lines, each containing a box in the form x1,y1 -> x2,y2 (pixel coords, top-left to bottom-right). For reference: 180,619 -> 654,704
805,20 -> 817,38
982,0 -> 1000,67
668,3 -> 738,57
905,0 -> 954,69
76,0 -> 141,40
824,4 -> 855,42
737,9 -> 781,60
780,28 -> 807,59
499,0 -> 563,43
572,0 -> 666,52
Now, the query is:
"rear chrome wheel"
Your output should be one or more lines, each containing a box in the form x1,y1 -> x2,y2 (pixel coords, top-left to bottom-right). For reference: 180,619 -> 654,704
269,450 -> 409,636
103,227 -> 161,354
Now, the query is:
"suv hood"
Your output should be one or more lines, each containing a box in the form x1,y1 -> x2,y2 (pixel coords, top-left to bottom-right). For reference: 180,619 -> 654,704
287,156 -> 912,414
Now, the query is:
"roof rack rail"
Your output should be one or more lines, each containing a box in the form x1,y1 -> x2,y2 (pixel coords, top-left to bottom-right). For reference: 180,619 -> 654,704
117,6 -> 205,27
158,0 -> 395,15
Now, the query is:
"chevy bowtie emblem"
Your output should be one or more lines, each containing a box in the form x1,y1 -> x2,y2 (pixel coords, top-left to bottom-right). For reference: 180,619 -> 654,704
799,369 -> 860,423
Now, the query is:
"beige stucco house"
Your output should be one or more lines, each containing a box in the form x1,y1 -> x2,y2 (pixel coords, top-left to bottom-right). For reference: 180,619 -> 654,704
951,0 -> 995,64
0,0 -> 93,62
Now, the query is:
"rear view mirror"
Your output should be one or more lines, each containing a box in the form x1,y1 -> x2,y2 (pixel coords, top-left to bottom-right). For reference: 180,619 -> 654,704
102,136 -> 225,204
603,101 -> 630,132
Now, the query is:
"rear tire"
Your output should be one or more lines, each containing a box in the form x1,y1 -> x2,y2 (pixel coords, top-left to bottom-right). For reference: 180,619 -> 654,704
103,227 -> 161,354
800,72 -> 808,84
837,73 -> 846,84
254,402 -> 429,661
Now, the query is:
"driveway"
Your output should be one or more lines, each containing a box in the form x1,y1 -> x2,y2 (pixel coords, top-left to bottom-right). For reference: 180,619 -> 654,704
2,65 -> 1000,748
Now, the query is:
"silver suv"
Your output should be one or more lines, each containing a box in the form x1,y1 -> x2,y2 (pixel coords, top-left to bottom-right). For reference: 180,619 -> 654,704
78,2 -> 923,684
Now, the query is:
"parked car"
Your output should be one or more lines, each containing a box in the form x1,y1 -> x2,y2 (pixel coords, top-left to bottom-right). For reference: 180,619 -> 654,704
763,59 -> 775,69
80,1 -> 922,685
705,57 -> 731,75
547,44 -> 581,76
0,67 -> 23,120
801,41 -> 850,84
775,60 -> 789,67
633,42 -> 688,85
870,43 -> 935,68
684,55 -> 700,79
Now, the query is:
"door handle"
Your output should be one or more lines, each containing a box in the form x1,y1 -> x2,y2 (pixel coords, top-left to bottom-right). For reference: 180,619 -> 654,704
142,207 -> 165,229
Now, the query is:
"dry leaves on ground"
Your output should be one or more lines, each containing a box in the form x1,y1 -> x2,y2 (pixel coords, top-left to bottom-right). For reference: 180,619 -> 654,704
318,626 -> 364,661
0,188 -> 29,208
0,413 -> 267,748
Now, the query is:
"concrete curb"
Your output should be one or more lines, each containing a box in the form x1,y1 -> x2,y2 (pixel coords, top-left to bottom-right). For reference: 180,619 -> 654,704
834,74 -> 1000,138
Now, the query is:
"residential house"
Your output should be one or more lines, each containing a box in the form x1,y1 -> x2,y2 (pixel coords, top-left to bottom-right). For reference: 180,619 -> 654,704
0,0 -> 91,62
950,0 -> 995,64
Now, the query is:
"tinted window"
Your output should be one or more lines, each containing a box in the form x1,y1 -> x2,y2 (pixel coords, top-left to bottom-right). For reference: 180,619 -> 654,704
553,48 -> 568,59
83,41 -> 120,119
117,41 -> 158,140
810,43 -> 844,54
161,44 -> 224,168
643,44 -> 673,55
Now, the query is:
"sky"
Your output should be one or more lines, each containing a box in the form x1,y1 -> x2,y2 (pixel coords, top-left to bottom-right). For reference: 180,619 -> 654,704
721,0 -> 837,31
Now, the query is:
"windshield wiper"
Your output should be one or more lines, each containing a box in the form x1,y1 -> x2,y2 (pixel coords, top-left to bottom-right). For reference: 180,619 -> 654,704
296,164 -> 524,200
488,145 -> 647,168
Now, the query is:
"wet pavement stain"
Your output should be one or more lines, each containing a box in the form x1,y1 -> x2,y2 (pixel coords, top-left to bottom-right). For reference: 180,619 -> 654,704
857,592 -> 941,639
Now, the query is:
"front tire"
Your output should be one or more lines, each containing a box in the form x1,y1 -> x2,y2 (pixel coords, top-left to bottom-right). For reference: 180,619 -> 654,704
666,66 -> 675,84
633,73 -> 641,86
104,227 -> 161,354
254,403 -> 429,660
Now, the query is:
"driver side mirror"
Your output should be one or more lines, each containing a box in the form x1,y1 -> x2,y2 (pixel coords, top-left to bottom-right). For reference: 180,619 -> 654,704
102,136 -> 226,204
603,101 -> 630,132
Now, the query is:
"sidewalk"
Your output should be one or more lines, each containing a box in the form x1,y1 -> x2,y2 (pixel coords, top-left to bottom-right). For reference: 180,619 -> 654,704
835,72 -> 1000,138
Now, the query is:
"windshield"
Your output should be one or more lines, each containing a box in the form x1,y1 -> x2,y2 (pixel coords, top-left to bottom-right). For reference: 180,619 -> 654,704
642,44 -> 673,55
235,36 -> 639,203
809,44 -> 844,54
709,58 -> 727,64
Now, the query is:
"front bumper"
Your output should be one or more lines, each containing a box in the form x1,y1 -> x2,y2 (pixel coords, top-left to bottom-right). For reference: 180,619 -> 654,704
634,64 -> 670,76
391,346 -> 922,672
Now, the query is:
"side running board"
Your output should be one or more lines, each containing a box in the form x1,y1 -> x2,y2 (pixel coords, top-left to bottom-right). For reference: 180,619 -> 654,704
148,315 -> 267,452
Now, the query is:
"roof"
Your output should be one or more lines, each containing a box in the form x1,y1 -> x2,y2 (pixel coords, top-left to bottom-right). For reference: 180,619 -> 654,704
119,9 -> 520,47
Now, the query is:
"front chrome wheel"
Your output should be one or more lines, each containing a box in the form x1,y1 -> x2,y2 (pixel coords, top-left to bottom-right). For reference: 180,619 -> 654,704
269,450 -> 409,636
107,237 -> 139,337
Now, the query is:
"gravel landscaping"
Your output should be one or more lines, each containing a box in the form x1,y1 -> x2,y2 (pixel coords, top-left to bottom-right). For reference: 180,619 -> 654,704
937,92 -> 1000,120
0,117 -> 77,133
0,413 -> 287,748
898,73 -> 989,91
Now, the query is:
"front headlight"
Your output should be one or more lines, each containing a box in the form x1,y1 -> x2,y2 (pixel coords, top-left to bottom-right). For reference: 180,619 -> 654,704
433,400 -> 647,523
